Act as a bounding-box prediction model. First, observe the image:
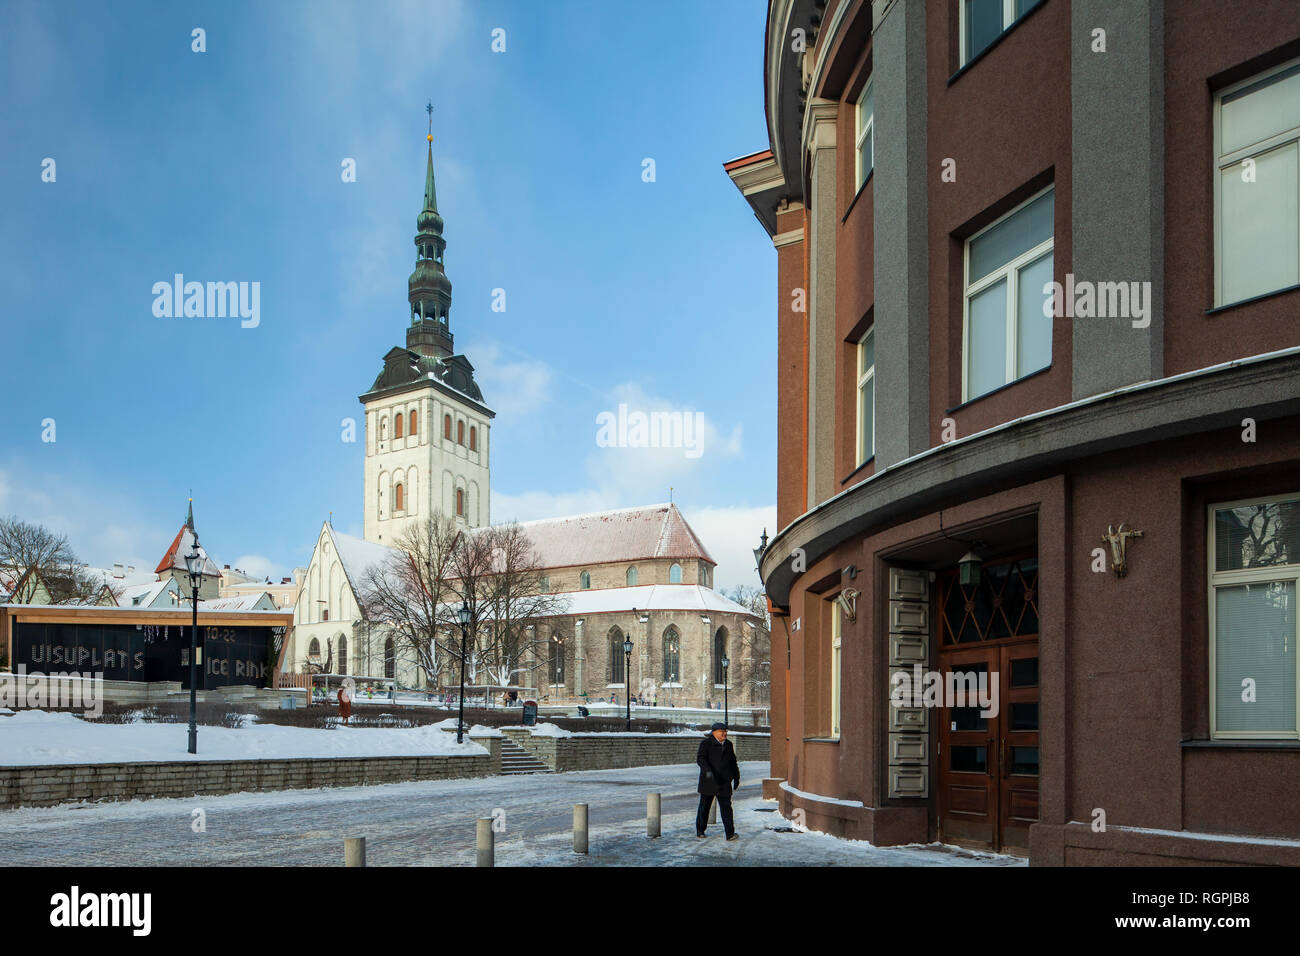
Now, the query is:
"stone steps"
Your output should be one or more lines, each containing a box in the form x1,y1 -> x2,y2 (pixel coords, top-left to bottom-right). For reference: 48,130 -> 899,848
499,735 -> 552,775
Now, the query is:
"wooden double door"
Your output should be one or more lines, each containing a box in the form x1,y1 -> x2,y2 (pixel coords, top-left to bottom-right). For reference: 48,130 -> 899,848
936,640 -> 1040,853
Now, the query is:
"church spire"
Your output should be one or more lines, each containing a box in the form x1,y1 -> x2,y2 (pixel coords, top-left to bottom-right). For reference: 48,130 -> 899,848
407,104 -> 454,359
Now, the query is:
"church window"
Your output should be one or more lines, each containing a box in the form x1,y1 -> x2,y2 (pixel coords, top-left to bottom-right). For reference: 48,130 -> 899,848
580,570 -> 591,590
308,638 -> 320,662
469,426 -> 477,451
456,488 -> 465,516
444,414 -> 452,439
670,562 -> 682,584
608,627 -> 625,684
395,413 -> 404,439
338,637 -> 348,676
395,483 -> 404,512
713,627 -> 729,686
626,566 -> 639,586
663,626 -> 680,683
322,609 -> 329,622
409,410 -> 418,436
458,420 -> 465,444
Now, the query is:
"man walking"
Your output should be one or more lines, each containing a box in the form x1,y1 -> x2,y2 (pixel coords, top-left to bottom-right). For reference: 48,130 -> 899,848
696,721 -> 741,840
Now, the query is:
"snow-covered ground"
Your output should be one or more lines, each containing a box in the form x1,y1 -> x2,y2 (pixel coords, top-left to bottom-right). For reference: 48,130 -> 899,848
0,760 -> 1025,867
0,710 -> 490,765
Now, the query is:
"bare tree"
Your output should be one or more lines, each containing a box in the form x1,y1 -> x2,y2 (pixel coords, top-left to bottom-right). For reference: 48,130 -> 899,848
723,584 -> 772,704
476,522 -> 570,689
0,516 -> 104,604
357,513 -> 462,689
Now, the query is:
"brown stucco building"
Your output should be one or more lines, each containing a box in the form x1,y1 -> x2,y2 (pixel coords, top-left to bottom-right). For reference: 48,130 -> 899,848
728,0 -> 1300,863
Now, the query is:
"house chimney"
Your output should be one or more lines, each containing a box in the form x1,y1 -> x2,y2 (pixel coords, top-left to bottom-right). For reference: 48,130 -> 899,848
112,563 -> 124,578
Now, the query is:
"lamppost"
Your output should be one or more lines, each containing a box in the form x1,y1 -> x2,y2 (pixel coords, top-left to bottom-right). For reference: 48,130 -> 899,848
721,654 -> 730,727
184,543 -> 203,754
753,528 -> 769,582
623,634 -> 634,731
456,600 -> 470,744
551,633 -> 564,700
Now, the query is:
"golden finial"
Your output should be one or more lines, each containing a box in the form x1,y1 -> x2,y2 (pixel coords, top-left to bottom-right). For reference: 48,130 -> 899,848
426,101 -> 434,143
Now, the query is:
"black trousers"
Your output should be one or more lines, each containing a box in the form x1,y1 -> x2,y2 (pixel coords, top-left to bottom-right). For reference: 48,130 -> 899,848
696,792 -> 735,836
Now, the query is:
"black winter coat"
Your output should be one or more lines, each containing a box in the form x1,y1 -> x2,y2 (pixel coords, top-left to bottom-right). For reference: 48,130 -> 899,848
696,733 -> 740,796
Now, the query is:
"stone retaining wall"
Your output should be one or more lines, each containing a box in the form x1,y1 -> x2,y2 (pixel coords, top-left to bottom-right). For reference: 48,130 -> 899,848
502,729 -> 770,773
0,736 -> 499,810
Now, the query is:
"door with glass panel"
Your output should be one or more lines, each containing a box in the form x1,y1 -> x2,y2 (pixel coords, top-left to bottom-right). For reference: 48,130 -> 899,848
936,557 -> 1041,852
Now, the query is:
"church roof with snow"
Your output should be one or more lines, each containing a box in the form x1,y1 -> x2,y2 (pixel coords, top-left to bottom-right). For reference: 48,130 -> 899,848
511,503 -> 715,570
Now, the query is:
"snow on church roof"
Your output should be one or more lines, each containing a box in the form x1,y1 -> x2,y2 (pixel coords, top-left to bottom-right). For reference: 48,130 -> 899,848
329,527 -> 403,598
511,503 -> 715,570
539,583 -> 758,619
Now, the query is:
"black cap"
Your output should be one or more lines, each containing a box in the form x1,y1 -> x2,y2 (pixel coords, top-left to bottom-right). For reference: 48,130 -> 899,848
711,722 -> 727,731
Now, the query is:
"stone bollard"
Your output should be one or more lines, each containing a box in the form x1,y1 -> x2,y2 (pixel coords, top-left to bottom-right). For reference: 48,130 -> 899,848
647,793 -> 661,839
477,818 -> 494,867
344,837 -> 366,867
573,803 -> 588,854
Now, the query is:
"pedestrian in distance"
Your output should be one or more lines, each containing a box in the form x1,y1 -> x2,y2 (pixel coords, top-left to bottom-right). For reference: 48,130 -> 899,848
696,721 -> 740,841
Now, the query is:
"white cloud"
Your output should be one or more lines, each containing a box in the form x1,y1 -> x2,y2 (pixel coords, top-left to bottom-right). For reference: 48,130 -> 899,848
682,504 -> 776,591
230,554 -> 284,583
463,340 -> 554,418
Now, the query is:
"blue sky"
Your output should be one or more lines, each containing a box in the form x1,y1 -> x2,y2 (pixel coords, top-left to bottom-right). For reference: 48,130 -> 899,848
0,0 -> 775,589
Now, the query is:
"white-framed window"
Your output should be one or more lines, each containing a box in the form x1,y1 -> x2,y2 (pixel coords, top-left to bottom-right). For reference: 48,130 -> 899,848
1209,493 -> 1299,739
854,76 -> 874,191
960,0 -> 1038,67
962,186 -> 1054,402
1214,58 -> 1300,307
856,327 -> 875,464
830,598 -> 842,738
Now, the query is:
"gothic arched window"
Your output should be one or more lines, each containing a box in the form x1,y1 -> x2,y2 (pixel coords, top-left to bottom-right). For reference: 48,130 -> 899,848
338,636 -> 348,676
662,626 -> 680,683
394,483 -> 404,512
580,571 -> 591,590
394,413 -> 404,438
444,414 -> 452,439
626,566 -> 638,586
608,626 -> 625,684
308,638 -> 321,662
469,426 -> 477,451
456,488 -> 465,516
409,410 -> 418,436
713,627 -> 729,685
457,420 -> 465,444
669,562 -> 682,583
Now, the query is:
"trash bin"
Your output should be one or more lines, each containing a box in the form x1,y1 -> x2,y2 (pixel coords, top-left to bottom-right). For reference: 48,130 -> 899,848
522,700 -> 538,726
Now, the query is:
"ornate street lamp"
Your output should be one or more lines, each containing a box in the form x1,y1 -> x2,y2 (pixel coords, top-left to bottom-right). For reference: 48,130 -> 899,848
622,635 -> 634,731
456,600 -> 471,743
721,654 -> 730,726
183,542 -> 203,754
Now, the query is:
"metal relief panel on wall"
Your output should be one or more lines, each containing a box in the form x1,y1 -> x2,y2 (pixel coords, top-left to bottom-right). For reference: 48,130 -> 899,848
888,766 -> 929,799
889,704 -> 928,732
889,567 -> 929,602
889,631 -> 927,666
889,601 -> 928,633
888,732 -> 926,764
887,566 -> 932,799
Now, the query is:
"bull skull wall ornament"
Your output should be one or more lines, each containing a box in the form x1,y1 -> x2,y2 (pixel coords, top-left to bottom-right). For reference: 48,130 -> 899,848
836,586 -> 860,623
1102,523 -> 1145,577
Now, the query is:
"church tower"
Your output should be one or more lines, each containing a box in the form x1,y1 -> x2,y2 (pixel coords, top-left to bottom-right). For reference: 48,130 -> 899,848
360,121 -> 493,545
